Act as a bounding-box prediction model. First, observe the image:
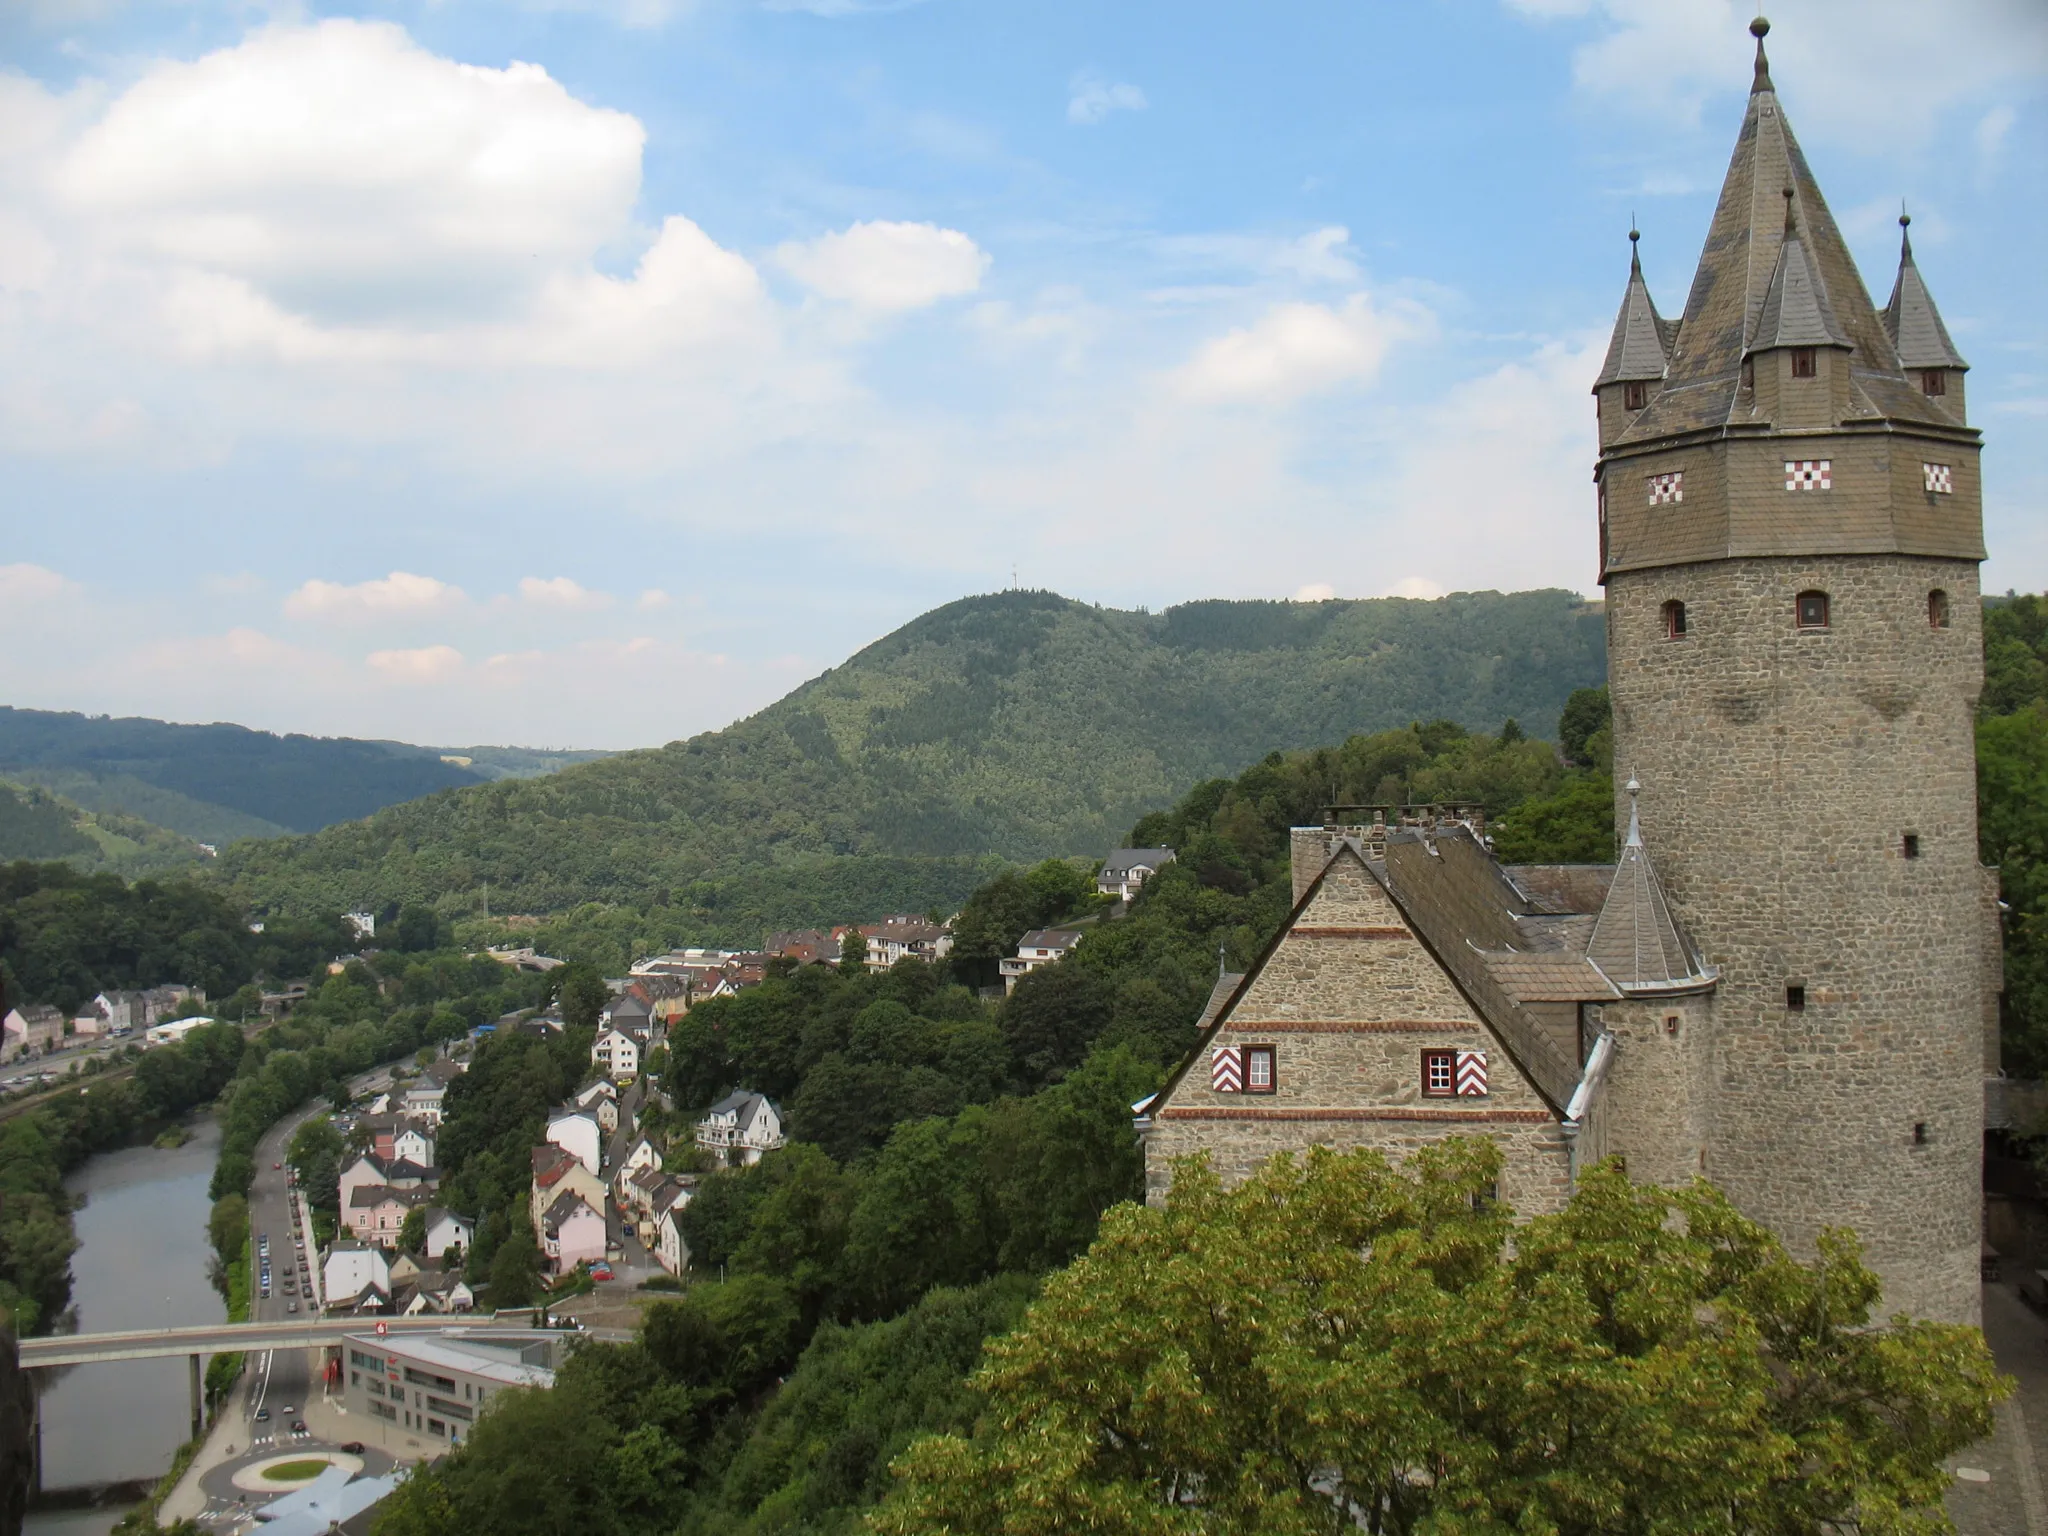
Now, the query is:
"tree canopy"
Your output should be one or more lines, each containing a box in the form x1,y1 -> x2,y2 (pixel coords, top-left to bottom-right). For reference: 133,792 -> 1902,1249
876,1142 -> 2008,1536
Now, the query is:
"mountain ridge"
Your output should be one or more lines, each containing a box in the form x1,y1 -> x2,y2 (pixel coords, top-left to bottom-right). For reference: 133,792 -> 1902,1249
213,586 -> 1606,928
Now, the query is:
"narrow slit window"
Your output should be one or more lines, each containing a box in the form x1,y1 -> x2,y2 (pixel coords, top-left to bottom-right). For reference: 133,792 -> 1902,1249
1903,833 -> 1920,860
1921,369 -> 1946,397
1928,589 -> 1951,628
1786,985 -> 1807,1012
1791,347 -> 1817,378
1663,599 -> 1688,640
1796,590 -> 1830,630
1422,1050 -> 1455,1098
1244,1045 -> 1276,1095
1624,380 -> 1648,411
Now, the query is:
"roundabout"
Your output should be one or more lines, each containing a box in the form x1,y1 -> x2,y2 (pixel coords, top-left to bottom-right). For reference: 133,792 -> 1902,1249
229,1449 -> 365,1492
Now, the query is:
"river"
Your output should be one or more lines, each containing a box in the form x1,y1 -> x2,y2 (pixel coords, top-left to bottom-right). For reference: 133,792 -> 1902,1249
25,1117 -> 226,1536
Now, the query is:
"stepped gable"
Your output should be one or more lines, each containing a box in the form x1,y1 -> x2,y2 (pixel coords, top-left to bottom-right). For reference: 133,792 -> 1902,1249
1882,215 -> 1968,371
1584,780 -> 1717,996
1616,20 -> 1951,444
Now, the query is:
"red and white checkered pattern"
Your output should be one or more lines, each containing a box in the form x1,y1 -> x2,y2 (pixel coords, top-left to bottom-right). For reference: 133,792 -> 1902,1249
1210,1045 -> 1242,1093
1454,1050 -> 1488,1097
1646,472 -> 1683,506
1923,463 -> 1953,494
1785,459 -> 1832,491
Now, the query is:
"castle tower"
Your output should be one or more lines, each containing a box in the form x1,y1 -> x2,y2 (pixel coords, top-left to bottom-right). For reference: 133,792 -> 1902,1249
1594,18 -> 1990,1321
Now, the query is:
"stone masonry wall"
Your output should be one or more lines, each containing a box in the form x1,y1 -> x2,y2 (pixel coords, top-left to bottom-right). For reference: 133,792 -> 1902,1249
1607,552 -> 1985,1322
1146,850 -> 1572,1217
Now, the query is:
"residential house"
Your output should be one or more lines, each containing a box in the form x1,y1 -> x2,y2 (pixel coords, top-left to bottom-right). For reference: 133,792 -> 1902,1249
766,929 -> 838,966
591,1030 -> 640,1082
1097,848 -> 1176,902
574,1079 -> 621,1134
3,1004 -> 66,1059
340,1152 -> 439,1240
999,929 -> 1084,993
350,1185 -> 434,1247
403,1060 -> 463,1127
695,1090 -> 786,1168
515,1013 -> 565,1039
545,1108 -> 604,1175
540,1190 -> 607,1275
390,1121 -> 436,1167
862,921 -> 953,973
322,1242 -> 392,1314
602,992 -> 654,1038
528,1144 -> 607,1230
422,1208 -> 474,1261
611,1137 -> 662,1203
651,1182 -> 692,1276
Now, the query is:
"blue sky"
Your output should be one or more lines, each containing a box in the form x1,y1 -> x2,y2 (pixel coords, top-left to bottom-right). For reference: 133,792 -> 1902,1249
2,0 -> 2042,748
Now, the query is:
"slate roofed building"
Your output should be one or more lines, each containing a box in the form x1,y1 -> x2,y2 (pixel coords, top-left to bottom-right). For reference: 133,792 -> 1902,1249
1148,17 -> 1998,1330
1097,848 -> 1176,902
999,929 -> 1083,993
696,1090 -> 786,1168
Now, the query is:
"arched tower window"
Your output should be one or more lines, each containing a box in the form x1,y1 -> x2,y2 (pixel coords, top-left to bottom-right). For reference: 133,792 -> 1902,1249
1662,600 -> 1688,640
1796,590 -> 1831,630
1928,590 -> 1951,629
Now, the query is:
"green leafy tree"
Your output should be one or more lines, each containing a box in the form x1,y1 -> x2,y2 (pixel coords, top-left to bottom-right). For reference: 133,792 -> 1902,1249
1556,683 -> 1611,767
397,1206 -> 428,1256
841,926 -> 870,970
876,1142 -> 2007,1536
1488,772 -> 1616,864
556,964 -> 610,1032
487,1220 -> 543,1309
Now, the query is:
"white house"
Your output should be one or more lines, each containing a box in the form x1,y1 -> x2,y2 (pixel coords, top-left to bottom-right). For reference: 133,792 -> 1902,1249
338,1152 -> 388,1217
322,1242 -> 391,1313
390,1122 -> 435,1167
143,1016 -> 215,1047
999,929 -> 1084,993
545,1109 -> 604,1176
695,1091 -> 786,1168
611,1136 -> 662,1202
652,1184 -> 691,1276
402,1060 -> 463,1127
862,921 -> 954,973
540,1190 -> 607,1274
2,1005 -> 65,1060
591,1029 -> 640,1081
1097,848 -> 1176,902
422,1208 -> 474,1261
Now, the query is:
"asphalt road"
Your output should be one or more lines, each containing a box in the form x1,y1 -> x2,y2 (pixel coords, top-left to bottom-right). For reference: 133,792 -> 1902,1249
240,1066 -> 397,1444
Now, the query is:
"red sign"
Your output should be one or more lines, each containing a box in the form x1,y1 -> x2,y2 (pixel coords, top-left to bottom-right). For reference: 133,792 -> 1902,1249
375,1321 -> 388,1336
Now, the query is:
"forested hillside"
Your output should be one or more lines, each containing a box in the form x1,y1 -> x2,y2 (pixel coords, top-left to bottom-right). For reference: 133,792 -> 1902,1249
218,588 -> 1605,933
0,779 -> 212,877
0,707 -> 601,843
1979,592 -> 2048,1072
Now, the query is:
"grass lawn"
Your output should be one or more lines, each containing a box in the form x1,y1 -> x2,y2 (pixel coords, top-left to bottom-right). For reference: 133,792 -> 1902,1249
259,1458 -> 334,1482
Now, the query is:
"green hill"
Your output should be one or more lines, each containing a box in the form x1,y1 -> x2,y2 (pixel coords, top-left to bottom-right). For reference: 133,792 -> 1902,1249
0,779 -> 211,876
215,587 -> 1605,933
0,707 -> 603,840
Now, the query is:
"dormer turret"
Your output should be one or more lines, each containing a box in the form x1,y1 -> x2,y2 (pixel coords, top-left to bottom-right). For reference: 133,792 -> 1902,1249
1743,189 -> 1854,427
1592,229 -> 1673,448
1884,213 -> 1969,421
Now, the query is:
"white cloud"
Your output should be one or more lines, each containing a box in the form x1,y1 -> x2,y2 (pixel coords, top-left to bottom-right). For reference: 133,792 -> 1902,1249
285,571 -> 466,622
637,588 -> 671,611
367,644 -> 466,683
776,221 -> 990,311
1507,0 -> 2048,147
1177,294 -> 1422,404
0,563 -> 77,606
1293,582 -> 1336,602
1977,104 -> 2018,158
1067,74 -> 1148,126
517,576 -> 612,611
57,20 -> 646,325
1383,576 -> 1448,600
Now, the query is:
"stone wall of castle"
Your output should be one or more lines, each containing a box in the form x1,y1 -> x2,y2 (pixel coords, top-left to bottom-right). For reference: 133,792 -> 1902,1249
1607,551 -> 1986,1322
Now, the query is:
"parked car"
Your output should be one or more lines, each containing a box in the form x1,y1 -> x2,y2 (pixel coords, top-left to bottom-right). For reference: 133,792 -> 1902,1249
589,1263 -> 614,1282
291,1420 -> 307,1435
287,1300 -> 298,1313
341,1441 -> 365,1455
254,1407 -> 269,1422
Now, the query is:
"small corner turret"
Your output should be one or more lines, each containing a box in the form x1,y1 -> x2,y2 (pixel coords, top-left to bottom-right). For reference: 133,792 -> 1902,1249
1884,212 -> 1970,422
1592,228 -> 1672,450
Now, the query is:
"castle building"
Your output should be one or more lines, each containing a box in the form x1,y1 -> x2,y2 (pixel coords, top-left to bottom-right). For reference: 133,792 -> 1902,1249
1139,19 -> 1995,1324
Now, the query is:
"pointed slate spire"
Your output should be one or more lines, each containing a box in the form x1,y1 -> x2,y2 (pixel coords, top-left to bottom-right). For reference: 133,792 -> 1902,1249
1883,212 -> 1968,370
1611,14 -> 1953,440
1748,187 -> 1851,354
1594,228 -> 1673,390
1586,777 -> 1716,995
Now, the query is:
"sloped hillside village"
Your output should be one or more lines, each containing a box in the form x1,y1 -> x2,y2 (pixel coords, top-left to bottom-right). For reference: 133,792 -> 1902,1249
288,844 -> 1175,1321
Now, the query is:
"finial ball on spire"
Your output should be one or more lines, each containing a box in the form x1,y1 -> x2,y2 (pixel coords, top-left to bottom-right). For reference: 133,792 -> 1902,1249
1900,211 -> 1912,229
1750,14 -> 1770,38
